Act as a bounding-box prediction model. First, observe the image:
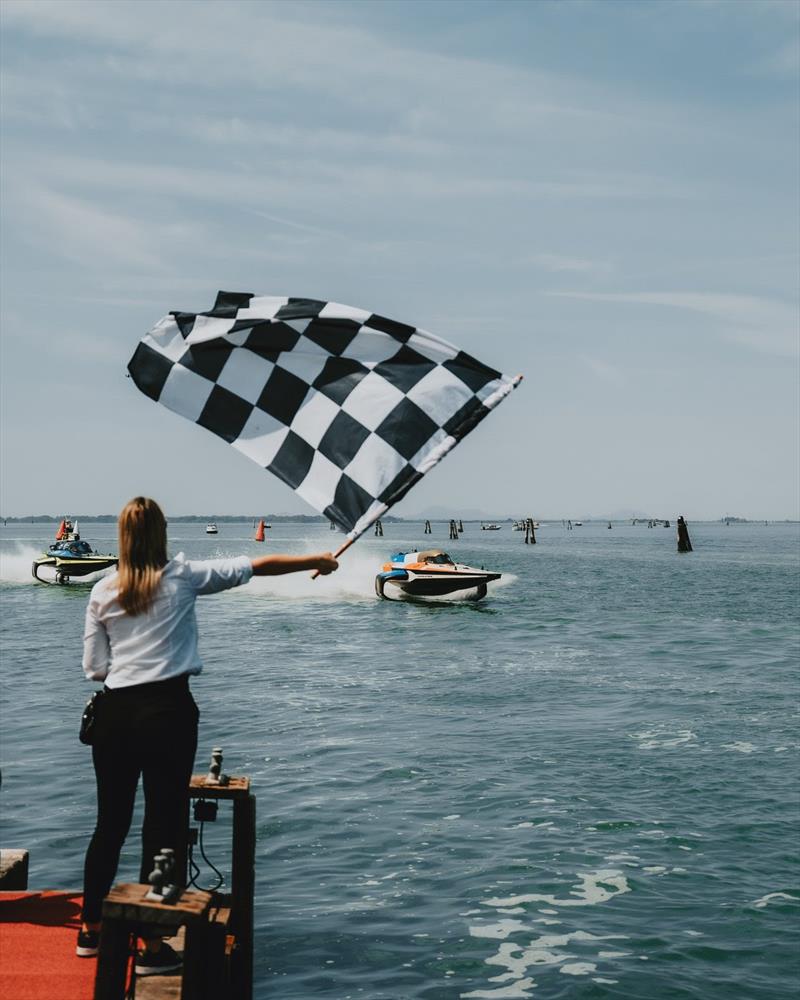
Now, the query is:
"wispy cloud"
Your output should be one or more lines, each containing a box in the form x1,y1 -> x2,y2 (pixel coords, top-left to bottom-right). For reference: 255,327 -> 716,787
550,291 -> 799,358
579,355 -> 625,383
0,0 -> 700,206
752,38 -> 800,78
529,253 -> 612,274
12,185 -> 170,271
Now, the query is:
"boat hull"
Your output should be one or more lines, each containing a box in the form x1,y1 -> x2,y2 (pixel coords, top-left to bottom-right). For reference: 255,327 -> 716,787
32,555 -> 118,582
376,569 -> 500,600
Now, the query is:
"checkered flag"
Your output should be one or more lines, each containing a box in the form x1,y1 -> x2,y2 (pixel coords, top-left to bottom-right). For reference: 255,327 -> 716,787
129,291 -> 522,540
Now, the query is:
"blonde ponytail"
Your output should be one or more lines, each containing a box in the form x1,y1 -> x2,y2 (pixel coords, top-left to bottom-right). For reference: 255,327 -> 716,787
116,497 -> 167,615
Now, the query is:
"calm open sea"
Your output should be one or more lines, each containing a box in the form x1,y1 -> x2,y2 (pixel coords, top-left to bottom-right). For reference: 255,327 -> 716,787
1,520 -> 798,999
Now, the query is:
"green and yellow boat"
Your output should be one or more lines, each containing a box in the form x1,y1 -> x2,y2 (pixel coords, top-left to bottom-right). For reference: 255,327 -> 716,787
32,520 -> 118,584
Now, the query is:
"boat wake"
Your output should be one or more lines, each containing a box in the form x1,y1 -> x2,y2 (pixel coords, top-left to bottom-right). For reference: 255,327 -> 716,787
0,544 -> 114,586
242,549 -> 393,603
1,545 -> 52,584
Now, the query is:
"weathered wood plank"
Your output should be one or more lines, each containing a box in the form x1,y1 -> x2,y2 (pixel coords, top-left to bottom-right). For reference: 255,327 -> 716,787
134,974 -> 182,999
189,775 -> 251,800
103,885 -> 212,927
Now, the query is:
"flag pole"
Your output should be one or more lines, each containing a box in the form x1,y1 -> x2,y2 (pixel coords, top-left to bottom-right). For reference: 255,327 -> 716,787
311,536 -> 356,579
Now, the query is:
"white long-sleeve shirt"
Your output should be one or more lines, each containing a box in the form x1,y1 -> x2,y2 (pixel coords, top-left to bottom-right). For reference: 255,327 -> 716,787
82,553 -> 253,689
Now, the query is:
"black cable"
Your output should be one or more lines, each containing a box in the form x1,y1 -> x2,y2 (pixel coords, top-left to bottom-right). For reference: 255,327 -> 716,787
187,834 -> 202,889
198,819 -> 225,892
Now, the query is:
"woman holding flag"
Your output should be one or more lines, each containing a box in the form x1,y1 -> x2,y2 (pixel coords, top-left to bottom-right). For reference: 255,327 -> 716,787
76,496 -> 337,973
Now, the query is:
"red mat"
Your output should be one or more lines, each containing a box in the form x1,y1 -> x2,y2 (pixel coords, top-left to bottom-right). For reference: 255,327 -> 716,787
0,892 -> 95,1000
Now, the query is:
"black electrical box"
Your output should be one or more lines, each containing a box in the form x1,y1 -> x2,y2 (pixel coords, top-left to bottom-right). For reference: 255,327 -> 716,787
193,799 -> 218,823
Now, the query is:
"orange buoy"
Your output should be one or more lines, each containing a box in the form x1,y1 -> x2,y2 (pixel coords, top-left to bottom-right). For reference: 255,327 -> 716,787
255,519 -> 265,542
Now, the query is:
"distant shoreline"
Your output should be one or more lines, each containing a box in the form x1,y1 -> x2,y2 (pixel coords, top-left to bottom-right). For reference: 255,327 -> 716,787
1,515 -> 797,525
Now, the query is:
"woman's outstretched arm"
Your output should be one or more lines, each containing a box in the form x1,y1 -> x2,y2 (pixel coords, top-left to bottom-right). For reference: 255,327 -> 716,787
251,552 -> 338,576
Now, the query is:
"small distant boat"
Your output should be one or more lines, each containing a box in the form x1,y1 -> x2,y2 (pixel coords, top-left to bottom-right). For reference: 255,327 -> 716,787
481,522 -> 502,531
375,550 -> 501,601
573,521 -> 583,527
33,519 -> 117,584
206,523 -> 218,534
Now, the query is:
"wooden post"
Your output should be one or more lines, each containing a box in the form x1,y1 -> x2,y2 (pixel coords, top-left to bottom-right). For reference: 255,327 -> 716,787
230,793 -> 256,1000
182,919 -> 211,1000
93,921 -> 132,1000
424,520 -> 431,534
525,518 -> 536,544
189,774 -> 255,1000
95,885 -> 213,1000
677,516 -> 693,553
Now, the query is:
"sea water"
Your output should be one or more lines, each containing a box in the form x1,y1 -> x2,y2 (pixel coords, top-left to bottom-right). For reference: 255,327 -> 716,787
1,520 -> 798,999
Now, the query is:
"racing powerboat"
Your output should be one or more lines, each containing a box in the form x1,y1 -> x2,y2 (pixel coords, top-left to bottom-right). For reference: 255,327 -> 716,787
32,521 -> 118,584
33,540 -> 119,583
375,550 -> 501,601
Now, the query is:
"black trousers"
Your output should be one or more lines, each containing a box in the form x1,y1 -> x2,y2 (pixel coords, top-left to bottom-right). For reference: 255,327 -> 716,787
81,675 -> 198,923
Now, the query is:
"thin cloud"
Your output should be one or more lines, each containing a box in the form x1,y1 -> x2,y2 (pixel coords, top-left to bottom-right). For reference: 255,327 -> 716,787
550,291 -> 799,358
529,253 -> 612,274
579,355 -> 625,383
11,185 -> 167,271
752,38 -> 800,78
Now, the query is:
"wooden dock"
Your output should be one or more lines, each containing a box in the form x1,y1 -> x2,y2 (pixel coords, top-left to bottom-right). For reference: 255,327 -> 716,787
0,770 -> 255,1000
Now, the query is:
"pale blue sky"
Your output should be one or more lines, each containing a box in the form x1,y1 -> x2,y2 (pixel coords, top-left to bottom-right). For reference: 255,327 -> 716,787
1,0 -> 798,519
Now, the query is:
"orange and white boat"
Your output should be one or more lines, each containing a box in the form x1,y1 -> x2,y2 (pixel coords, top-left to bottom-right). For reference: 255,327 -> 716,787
375,549 -> 501,601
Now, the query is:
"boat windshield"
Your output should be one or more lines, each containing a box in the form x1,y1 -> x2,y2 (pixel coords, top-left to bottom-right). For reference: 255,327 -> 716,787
51,540 -> 93,556
422,553 -> 452,565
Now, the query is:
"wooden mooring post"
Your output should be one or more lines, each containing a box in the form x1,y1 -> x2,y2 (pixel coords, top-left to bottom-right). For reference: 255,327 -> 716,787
424,519 -> 431,534
189,771 -> 255,1000
374,519 -> 383,536
95,885 -> 214,1000
91,761 -> 255,1000
524,518 -> 536,544
677,516 -> 693,553
448,519 -> 459,540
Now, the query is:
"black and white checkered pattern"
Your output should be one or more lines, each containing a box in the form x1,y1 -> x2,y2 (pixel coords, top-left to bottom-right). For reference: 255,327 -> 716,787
129,291 -> 522,539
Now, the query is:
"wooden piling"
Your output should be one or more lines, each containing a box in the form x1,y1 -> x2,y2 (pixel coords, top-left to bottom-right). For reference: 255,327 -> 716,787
677,516 -> 693,553
96,885 -> 214,1000
449,519 -> 459,540
524,518 -> 536,544
189,774 -> 255,1000
424,519 -> 431,534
